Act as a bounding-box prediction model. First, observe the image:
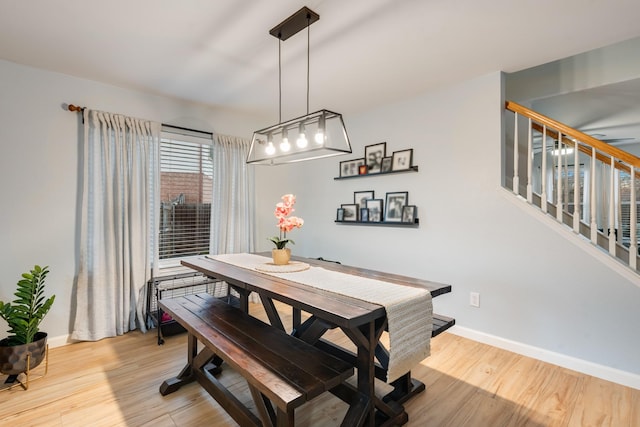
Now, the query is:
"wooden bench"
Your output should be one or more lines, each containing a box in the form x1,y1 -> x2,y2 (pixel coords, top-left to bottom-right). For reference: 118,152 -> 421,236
158,293 -> 354,427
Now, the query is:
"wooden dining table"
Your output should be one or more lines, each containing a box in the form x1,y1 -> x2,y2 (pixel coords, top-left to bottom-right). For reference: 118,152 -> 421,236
181,253 -> 451,426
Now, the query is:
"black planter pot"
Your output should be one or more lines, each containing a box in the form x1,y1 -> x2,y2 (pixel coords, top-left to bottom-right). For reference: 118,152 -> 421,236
0,332 -> 48,376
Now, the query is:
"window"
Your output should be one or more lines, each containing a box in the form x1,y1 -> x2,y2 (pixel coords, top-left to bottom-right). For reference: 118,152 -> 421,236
158,127 -> 214,263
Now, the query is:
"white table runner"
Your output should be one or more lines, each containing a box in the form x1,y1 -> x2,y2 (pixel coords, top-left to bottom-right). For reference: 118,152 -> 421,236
208,253 -> 432,383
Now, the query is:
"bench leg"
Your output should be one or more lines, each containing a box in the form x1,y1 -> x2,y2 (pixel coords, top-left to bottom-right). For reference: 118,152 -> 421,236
276,407 -> 294,427
160,333 -> 199,396
248,384 -> 276,426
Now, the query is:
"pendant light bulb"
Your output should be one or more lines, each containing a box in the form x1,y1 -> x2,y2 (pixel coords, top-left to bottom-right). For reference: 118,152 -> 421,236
296,123 -> 308,148
280,128 -> 290,152
315,113 -> 326,145
265,133 -> 276,155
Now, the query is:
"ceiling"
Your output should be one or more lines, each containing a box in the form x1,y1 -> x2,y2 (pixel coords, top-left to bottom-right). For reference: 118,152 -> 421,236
2,0 -> 640,122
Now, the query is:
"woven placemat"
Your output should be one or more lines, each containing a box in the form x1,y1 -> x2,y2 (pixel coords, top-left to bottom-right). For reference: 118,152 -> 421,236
255,261 -> 310,273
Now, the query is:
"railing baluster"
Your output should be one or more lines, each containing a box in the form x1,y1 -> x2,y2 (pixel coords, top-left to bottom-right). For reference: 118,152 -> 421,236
526,118 -> 533,203
630,165 -> 637,269
590,147 -> 597,243
609,156 -> 616,255
513,112 -> 519,195
556,134 -> 563,222
541,125 -> 548,213
573,140 -> 580,233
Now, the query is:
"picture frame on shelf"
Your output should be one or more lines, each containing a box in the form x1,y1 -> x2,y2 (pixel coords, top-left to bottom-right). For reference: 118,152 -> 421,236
341,204 -> 359,221
354,190 -> 375,210
384,191 -> 408,222
360,208 -> 369,222
392,149 -> 413,171
402,205 -> 417,223
381,157 -> 392,173
365,142 -> 386,174
366,199 -> 384,222
336,208 -> 345,222
340,158 -> 365,177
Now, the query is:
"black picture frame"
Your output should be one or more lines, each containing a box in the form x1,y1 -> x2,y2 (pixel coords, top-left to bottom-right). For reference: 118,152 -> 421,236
384,191 -> 408,222
354,190 -> 375,210
365,142 -> 386,174
366,199 -> 384,222
360,208 -> 369,222
336,208 -> 345,222
341,204 -> 359,221
402,205 -> 417,223
381,157 -> 392,173
392,149 -> 413,171
339,158 -> 365,177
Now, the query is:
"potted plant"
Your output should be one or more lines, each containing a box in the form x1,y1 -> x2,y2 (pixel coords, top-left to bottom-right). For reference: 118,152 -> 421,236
0,265 -> 55,381
269,194 -> 304,265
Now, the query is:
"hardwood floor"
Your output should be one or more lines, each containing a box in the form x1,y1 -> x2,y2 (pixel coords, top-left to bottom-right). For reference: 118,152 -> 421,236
1,302 -> 638,426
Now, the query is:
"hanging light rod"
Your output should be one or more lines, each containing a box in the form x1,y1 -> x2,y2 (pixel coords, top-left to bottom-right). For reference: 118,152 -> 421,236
269,6 -> 319,41
247,6 -> 352,165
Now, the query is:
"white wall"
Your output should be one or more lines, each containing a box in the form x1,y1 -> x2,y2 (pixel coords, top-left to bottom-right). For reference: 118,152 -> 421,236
254,71 -> 640,386
0,59 -> 265,344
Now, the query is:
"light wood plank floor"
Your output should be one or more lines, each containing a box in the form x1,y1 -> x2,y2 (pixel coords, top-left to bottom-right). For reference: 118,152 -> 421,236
1,302 -> 638,426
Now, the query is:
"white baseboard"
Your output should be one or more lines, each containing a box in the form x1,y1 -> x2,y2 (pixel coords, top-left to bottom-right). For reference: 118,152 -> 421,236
47,334 -> 74,348
449,325 -> 640,390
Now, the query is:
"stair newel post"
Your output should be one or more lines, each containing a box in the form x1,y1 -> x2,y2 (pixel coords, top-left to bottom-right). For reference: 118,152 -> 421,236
573,141 -> 581,233
590,147 -> 598,244
556,133 -> 563,222
513,112 -> 519,194
541,125 -> 548,213
526,118 -> 533,203
630,165 -> 637,270
608,156 -> 616,255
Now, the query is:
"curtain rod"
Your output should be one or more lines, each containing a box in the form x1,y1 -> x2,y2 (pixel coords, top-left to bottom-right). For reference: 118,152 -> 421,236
66,104 -> 213,137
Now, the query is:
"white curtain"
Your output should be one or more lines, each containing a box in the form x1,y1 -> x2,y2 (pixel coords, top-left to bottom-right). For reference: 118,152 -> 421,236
72,109 -> 160,341
210,134 -> 255,255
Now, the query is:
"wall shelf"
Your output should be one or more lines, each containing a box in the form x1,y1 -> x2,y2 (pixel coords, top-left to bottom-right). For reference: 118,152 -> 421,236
334,165 -> 419,180
335,219 -> 419,228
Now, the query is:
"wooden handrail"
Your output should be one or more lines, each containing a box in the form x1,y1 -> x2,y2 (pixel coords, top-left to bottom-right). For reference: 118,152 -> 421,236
530,122 -> 638,176
506,101 -> 640,170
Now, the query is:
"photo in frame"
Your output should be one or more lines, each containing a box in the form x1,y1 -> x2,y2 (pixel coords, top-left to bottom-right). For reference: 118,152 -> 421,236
354,190 -> 375,210
402,205 -> 417,223
360,208 -> 369,222
336,208 -> 345,222
381,157 -> 392,173
366,199 -> 384,222
341,204 -> 359,221
339,158 -> 365,177
365,142 -> 386,174
384,191 -> 408,222
392,149 -> 413,171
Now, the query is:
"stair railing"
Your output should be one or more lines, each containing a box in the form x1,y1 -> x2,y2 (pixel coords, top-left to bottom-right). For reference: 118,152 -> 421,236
505,101 -> 640,271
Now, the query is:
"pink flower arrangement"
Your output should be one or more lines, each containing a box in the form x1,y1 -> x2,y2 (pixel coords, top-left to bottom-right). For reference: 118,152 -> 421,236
269,194 -> 304,249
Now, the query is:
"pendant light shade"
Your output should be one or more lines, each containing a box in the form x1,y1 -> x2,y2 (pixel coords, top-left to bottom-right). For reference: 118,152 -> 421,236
247,6 -> 352,165
248,110 -> 351,164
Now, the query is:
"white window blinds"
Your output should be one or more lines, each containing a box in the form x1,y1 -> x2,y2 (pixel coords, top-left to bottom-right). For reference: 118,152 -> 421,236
159,126 -> 214,261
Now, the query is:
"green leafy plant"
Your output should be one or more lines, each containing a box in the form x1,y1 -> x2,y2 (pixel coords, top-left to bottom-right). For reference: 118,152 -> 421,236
0,265 -> 55,346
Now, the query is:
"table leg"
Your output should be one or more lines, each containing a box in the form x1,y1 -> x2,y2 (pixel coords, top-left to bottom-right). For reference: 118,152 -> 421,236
383,372 -> 425,404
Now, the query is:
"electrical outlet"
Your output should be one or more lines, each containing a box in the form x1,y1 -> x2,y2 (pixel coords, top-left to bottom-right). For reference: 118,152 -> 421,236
470,292 -> 480,308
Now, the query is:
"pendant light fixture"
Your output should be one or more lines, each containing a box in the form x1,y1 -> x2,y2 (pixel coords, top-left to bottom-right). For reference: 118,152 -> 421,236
247,6 -> 352,165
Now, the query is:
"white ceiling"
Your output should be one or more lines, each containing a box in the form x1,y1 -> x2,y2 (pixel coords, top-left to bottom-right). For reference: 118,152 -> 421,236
2,0 -> 640,120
